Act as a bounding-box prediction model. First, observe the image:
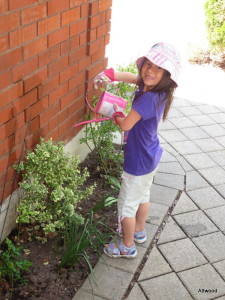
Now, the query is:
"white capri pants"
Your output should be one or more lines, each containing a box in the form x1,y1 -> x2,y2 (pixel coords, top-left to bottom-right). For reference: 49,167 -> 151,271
117,168 -> 157,219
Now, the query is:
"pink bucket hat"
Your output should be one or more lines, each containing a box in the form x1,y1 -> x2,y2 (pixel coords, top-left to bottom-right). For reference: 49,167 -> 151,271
136,42 -> 181,86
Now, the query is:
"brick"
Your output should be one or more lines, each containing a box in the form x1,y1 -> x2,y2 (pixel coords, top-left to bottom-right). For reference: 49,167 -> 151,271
0,70 -> 11,90
0,104 -> 13,126
38,45 -> 60,67
0,136 -> 14,160
97,22 -> 111,39
87,28 -> 97,43
9,0 -> 37,10
78,56 -> 91,72
88,12 -> 105,29
48,26 -> 69,47
47,0 -> 69,16
91,47 -> 105,63
25,96 -> 48,120
49,82 -> 68,105
21,3 -> 47,25
0,48 -> 22,73
70,18 -> 88,36
79,31 -> 87,46
38,15 -> 60,36
24,67 -> 48,93
0,156 -> 9,178
0,113 -> 25,141
12,56 -> 38,83
104,33 -> 110,46
60,35 -> 79,55
48,114 -> 59,132
48,55 -> 69,77
86,59 -> 105,80
0,82 -> 23,110
69,45 -> 86,64
60,87 -> 79,109
60,63 -> 78,84
40,102 -> 60,124
68,71 -> 85,91
99,0 -> 112,12
0,34 -> 9,52
0,0 -> 8,13
89,1 -> 98,15
81,3 -> 89,18
29,116 -> 40,134
0,11 -> 20,35
13,89 -> 38,116
87,37 -> 104,55
9,24 -> 37,48
105,8 -> 112,22
70,0 -> 87,8
61,7 -> 80,26
23,36 -> 47,59
38,74 -> 59,98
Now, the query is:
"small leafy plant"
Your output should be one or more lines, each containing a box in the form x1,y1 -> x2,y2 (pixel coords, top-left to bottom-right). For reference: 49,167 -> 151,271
0,238 -> 32,287
14,138 -> 95,238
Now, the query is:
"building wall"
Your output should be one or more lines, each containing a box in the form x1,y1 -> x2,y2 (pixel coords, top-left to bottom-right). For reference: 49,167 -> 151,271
0,0 -> 112,241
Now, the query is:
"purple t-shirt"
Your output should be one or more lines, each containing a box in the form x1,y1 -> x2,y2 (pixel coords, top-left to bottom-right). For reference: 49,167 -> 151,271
123,90 -> 166,176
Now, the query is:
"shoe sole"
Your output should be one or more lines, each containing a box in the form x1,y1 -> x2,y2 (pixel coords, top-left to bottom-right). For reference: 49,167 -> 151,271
103,247 -> 137,259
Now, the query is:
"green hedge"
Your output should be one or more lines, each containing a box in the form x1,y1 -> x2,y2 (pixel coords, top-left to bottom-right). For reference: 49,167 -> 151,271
204,0 -> 225,51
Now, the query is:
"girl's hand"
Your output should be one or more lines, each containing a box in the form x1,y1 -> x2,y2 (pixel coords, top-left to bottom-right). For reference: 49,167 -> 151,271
93,72 -> 111,89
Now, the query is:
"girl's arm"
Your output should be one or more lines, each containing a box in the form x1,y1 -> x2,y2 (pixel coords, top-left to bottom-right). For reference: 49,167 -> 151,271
114,71 -> 138,84
114,109 -> 141,131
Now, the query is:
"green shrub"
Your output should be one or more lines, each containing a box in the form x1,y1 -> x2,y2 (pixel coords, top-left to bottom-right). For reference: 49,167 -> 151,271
205,0 -> 225,51
14,138 -> 95,237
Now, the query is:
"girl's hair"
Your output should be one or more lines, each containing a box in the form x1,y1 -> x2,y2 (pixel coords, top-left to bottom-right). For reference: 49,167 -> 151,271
137,58 -> 177,121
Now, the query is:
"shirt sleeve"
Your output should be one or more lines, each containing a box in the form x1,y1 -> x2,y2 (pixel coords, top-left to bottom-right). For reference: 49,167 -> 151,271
132,92 -> 157,120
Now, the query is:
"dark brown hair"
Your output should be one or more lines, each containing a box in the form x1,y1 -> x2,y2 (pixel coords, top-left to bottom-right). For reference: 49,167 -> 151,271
137,58 -> 177,121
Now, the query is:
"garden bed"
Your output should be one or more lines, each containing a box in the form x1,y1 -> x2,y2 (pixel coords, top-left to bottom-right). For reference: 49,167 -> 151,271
0,149 -> 119,300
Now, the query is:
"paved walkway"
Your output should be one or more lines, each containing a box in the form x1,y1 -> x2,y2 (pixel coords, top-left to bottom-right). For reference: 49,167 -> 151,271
73,97 -> 225,300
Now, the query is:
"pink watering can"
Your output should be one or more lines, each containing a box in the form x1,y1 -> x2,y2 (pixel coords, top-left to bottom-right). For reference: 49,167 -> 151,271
73,81 -> 127,127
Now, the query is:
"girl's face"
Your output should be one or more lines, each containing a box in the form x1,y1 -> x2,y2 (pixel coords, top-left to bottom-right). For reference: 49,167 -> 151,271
141,59 -> 165,92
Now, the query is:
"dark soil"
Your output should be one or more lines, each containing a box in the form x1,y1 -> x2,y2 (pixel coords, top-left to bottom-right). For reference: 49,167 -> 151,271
0,149 -> 119,300
189,50 -> 225,71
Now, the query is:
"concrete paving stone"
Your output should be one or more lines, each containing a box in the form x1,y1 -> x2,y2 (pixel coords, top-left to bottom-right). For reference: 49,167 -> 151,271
169,116 -> 197,129
158,238 -> 207,272
208,150 -> 225,166
141,222 -> 159,248
213,260 -> 225,281
160,149 -> 177,162
194,138 -> 224,152
99,245 -> 146,274
147,202 -> 169,226
73,290 -> 106,300
158,161 -> 185,175
177,106 -> 202,116
138,246 -> 172,281
159,129 -> 188,142
81,262 -> 133,300
193,232 -> 225,263
205,206 -> 225,231
181,127 -> 210,140
172,97 -> 190,107
217,106 -> 225,113
168,107 -> 185,118
157,216 -> 186,244
170,140 -> 202,155
188,187 -> 225,210
126,283 -> 146,300
151,184 -> 179,206
172,192 -> 199,215
159,119 -> 176,130
139,272 -> 192,300
178,264 -> 225,300
186,171 -> 210,191
176,155 -> 194,171
214,296 -> 225,300
161,143 -> 180,157
173,210 -> 218,238
189,114 -> 216,126
209,113 -> 225,124
197,104 -> 221,114
199,166 -> 225,185
215,136 -> 225,147
201,124 -> 225,137
154,172 -> 185,190
215,184 -> 225,197
184,153 -> 217,170
159,134 -> 166,144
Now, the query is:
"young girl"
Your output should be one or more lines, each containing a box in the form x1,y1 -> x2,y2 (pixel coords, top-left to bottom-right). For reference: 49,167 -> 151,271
94,42 -> 181,258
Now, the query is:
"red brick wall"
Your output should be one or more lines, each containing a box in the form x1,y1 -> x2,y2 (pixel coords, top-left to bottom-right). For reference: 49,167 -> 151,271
0,0 -> 112,203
